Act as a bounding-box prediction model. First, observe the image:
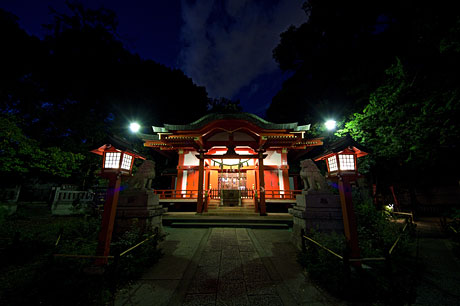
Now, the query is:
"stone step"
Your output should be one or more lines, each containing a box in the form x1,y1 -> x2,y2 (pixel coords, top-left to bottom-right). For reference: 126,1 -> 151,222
169,222 -> 289,229
210,207 -> 254,210
203,212 -> 260,217
163,216 -> 293,225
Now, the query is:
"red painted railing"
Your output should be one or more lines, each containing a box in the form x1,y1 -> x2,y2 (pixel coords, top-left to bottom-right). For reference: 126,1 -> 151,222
264,190 -> 302,200
153,190 -> 199,199
154,189 -> 302,200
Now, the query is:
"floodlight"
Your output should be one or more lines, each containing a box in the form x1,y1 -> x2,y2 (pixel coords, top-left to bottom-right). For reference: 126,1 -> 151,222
129,122 -> 140,133
325,120 -> 336,131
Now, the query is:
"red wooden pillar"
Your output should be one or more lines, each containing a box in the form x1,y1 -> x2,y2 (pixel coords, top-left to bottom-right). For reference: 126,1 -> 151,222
258,150 -> 267,216
281,149 -> 290,196
253,170 -> 259,212
197,150 -> 206,213
176,150 -> 185,193
338,175 -> 361,267
204,170 -> 210,212
95,173 -> 121,265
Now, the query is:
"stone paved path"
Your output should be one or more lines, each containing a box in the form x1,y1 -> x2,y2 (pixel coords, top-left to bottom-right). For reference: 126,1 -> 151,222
115,227 -> 341,306
414,218 -> 460,305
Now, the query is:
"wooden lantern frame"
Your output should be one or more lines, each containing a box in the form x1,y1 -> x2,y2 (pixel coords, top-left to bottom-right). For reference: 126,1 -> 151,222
91,144 -> 145,176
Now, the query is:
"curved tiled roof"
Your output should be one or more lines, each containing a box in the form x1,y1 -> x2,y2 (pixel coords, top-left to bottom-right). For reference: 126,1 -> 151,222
152,112 -> 310,132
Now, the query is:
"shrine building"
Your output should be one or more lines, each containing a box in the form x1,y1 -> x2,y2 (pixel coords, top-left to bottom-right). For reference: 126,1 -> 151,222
140,113 -> 322,214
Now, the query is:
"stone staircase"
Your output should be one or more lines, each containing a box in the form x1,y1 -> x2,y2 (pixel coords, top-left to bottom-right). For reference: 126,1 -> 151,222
206,199 -> 255,210
163,210 -> 292,229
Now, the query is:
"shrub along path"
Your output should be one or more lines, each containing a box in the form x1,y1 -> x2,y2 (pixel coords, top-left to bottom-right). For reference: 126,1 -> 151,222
115,227 -> 341,306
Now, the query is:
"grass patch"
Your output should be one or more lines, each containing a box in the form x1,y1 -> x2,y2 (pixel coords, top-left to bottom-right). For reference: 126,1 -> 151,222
0,204 -> 163,305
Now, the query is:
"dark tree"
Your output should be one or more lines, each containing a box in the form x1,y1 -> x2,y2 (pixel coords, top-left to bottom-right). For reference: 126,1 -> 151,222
0,3 -> 211,187
267,0 -> 460,125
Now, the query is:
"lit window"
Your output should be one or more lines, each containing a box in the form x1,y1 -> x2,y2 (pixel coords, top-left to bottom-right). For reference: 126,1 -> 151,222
104,152 -> 121,169
327,156 -> 338,172
121,154 -> 133,170
339,154 -> 355,170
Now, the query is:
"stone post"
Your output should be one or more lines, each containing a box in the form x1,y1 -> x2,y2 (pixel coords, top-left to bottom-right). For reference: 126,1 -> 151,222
289,159 -> 343,250
115,160 -> 164,236
116,190 -> 164,236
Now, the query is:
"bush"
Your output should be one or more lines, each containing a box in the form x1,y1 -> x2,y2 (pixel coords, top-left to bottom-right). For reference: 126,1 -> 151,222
447,208 -> 460,258
298,199 -> 418,305
0,205 -> 9,224
0,214 -> 163,305
298,231 -> 347,294
109,226 -> 164,288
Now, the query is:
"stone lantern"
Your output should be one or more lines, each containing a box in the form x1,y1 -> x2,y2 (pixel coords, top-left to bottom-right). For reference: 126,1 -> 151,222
315,135 -> 369,266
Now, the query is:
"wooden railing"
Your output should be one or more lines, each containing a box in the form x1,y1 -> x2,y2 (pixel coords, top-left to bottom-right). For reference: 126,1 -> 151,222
240,189 -> 254,199
209,189 -> 220,199
264,189 -> 302,200
209,188 -> 254,199
154,189 -> 302,200
153,190 -> 199,199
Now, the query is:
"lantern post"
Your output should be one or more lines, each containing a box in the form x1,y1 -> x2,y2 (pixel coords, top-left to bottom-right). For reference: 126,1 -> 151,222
91,144 -> 145,265
315,135 -> 369,267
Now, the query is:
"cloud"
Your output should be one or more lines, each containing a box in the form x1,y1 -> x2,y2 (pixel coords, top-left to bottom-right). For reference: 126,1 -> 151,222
179,0 -> 306,98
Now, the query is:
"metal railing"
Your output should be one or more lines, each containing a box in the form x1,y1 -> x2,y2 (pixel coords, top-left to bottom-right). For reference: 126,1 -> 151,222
301,215 -> 413,265
118,230 -> 159,257
52,228 -> 159,262
391,211 -> 414,223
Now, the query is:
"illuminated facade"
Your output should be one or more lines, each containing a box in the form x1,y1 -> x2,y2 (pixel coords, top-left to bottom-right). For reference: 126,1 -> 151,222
141,113 -> 322,213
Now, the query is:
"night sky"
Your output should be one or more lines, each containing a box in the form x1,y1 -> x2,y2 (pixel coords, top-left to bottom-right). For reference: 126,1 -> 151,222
2,0 -> 306,116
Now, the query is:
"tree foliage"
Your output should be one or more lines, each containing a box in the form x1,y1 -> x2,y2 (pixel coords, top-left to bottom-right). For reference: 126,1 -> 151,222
208,97 -> 242,113
269,0 -> 460,188
0,115 -> 84,179
339,54 -> 460,184
268,0 -> 396,124
0,2 -> 213,186
268,0 -> 460,126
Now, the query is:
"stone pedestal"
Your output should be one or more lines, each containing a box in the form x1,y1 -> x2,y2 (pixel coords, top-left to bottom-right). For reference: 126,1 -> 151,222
289,191 -> 343,250
116,190 -> 165,236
